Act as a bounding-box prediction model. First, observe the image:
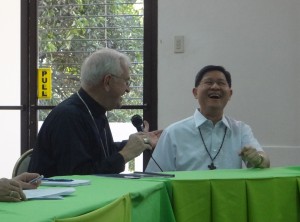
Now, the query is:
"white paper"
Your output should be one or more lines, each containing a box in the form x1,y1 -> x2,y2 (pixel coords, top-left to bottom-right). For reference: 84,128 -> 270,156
24,187 -> 75,200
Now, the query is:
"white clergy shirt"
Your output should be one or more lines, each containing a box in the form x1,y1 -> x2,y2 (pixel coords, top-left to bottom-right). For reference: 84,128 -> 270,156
146,109 -> 263,172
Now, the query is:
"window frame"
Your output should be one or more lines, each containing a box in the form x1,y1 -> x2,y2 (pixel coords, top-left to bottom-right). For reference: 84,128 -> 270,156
20,0 -> 158,170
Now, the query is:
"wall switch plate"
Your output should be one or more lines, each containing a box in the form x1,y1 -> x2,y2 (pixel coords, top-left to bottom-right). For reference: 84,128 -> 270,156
174,35 -> 184,53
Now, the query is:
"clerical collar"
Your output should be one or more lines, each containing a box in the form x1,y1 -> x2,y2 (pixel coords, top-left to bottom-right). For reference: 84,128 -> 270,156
78,88 -> 106,118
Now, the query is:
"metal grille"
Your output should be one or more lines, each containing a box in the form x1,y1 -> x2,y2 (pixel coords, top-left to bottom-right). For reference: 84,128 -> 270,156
37,0 -> 144,111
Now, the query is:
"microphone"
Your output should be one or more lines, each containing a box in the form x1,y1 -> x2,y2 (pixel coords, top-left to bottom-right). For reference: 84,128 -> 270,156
131,114 -> 144,132
131,114 -> 164,172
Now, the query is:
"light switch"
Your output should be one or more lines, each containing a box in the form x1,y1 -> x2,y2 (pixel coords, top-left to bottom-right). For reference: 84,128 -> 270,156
174,36 -> 184,53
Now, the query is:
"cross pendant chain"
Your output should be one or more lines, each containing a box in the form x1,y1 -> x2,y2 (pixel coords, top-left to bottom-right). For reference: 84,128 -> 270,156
198,126 -> 227,171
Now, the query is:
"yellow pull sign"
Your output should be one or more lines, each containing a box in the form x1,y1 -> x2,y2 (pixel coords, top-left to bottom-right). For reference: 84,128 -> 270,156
37,68 -> 52,99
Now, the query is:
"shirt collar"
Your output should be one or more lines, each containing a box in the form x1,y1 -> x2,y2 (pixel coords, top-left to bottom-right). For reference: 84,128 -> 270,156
193,109 -> 231,129
78,88 -> 106,118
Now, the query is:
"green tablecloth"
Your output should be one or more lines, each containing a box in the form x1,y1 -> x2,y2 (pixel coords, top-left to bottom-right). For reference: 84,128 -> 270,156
1,166 -> 299,222
165,166 -> 300,222
55,194 -> 131,222
0,175 -> 175,222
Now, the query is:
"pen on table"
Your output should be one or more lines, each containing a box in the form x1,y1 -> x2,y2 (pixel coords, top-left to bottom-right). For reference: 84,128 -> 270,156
29,175 -> 44,184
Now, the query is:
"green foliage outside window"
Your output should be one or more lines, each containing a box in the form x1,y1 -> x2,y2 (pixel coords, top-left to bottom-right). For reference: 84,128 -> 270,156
38,0 -> 144,122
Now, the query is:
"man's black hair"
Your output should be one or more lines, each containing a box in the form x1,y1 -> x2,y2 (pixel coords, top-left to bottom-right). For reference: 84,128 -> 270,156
195,65 -> 232,87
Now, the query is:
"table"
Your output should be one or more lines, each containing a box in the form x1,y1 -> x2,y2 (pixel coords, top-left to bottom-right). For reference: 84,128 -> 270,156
1,166 -> 299,222
162,166 -> 300,222
0,175 -> 175,222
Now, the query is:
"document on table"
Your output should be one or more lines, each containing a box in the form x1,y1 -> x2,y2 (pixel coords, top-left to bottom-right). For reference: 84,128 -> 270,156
24,187 -> 76,200
41,179 -> 91,187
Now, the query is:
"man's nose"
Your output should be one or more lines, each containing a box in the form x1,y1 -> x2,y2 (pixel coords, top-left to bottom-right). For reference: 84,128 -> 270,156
210,82 -> 220,88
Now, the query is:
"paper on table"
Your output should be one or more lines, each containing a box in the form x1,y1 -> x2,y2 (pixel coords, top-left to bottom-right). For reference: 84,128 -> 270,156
24,187 -> 75,200
41,179 -> 91,187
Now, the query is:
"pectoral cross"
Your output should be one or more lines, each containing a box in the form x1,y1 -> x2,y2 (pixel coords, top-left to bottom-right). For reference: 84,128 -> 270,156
208,163 -> 216,170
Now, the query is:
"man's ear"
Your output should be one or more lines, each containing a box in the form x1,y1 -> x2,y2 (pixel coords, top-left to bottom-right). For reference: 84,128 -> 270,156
103,75 -> 112,91
192,88 -> 198,99
229,89 -> 233,99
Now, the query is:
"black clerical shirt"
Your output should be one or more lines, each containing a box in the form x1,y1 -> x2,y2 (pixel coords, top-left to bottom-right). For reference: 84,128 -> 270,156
28,88 -> 125,177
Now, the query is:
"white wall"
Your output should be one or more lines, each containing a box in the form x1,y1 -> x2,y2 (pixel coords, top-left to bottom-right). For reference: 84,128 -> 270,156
158,0 -> 300,167
0,0 -> 21,178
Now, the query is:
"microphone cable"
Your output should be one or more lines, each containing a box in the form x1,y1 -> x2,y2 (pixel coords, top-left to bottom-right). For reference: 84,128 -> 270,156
131,114 -> 164,172
146,150 -> 164,172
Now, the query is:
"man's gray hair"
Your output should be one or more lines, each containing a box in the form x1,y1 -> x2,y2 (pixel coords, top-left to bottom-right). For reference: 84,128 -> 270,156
80,48 -> 131,87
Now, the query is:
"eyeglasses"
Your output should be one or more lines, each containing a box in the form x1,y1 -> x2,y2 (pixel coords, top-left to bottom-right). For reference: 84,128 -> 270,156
110,74 -> 132,87
200,79 -> 228,87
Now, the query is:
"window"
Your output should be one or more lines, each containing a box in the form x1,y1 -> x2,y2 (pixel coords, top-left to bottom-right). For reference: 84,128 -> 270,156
21,0 -> 157,170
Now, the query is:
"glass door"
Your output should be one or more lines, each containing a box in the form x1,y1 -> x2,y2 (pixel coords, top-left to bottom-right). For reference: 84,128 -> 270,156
21,0 -> 157,173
